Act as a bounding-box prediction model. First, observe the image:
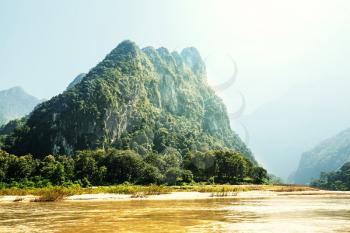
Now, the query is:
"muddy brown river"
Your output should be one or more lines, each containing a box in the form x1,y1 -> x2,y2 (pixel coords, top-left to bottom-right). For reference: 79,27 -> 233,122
1,193 -> 350,232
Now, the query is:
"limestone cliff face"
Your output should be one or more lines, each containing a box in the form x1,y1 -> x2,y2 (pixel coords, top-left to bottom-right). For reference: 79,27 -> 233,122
5,40 -> 255,162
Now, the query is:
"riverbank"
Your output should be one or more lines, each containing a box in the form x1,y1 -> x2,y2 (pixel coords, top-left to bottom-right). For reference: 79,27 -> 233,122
66,190 -> 350,201
0,184 -> 323,202
2,189 -> 350,203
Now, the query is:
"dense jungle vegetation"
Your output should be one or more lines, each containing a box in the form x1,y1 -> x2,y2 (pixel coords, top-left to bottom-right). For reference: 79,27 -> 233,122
0,149 -> 267,189
311,162 -> 350,191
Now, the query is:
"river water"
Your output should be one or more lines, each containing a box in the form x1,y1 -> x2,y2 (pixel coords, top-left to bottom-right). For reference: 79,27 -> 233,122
1,193 -> 350,233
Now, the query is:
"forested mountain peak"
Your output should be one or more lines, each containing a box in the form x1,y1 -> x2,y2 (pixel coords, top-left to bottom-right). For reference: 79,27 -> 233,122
2,40 -> 255,163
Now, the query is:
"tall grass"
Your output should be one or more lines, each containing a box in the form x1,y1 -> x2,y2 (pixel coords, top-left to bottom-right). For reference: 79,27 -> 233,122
32,188 -> 67,202
0,184 -> 318,202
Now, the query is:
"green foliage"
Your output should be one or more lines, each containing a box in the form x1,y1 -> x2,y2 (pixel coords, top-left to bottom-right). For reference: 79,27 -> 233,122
184,151 -> 216,181
74,151 -> 100,184
311,162 -> 350,190
139,163 -> 163,184
104,149 -> 144,184
251,167 -> 268,184
214,150 -> 253,183
181,170 -> 194,184
0,135 -> 5,149
164,167 -> 183,185
0,149 -> 267,187
40,155 -> 63,184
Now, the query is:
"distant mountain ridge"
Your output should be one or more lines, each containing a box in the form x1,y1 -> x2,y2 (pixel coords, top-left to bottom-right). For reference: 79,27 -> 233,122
293,127 -> 350,184
241,77 -> 350,180
2,40 -> 255,163
0,87 -> 41,126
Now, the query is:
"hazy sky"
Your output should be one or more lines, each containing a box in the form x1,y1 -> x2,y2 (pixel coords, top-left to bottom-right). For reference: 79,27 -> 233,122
1,0 -> 350,115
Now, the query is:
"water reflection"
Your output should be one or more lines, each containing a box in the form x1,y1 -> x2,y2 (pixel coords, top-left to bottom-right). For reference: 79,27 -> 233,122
0,194 -> 350,233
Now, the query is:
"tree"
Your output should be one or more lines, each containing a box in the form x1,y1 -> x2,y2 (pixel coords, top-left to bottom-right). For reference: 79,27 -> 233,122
214,150 -> 252,183
164,167 -> 183,185
95,166 -> 107,185
251,167 -> 268,184
144,152 -> 166,171
312,162 -> 350,191
40,155 -> 66,185
74,151 -> 98,184
7,154 -> 36,181
183,151 -> 216,182
181,170 -> 194,183
57,155 -> 75,182
0,148 -> 265,187
104,149 -> 144,184
162,147 -> 182,172
139,164 -> 163,184
0,150 -> 14,182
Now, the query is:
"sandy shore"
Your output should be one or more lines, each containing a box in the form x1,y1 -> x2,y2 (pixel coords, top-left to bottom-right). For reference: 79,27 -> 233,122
1,190 -> 350,203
